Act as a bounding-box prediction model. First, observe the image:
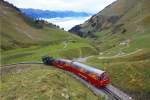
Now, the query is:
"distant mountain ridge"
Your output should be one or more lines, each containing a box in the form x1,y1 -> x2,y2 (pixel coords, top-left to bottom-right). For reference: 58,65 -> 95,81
20,8 -> 92,19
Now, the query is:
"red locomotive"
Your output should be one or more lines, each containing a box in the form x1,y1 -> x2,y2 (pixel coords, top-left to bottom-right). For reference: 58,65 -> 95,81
42,56 -> 110,88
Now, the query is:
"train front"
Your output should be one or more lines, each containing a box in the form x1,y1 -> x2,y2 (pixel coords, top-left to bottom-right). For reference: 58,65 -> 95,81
42,56 -> 55,65
99,72 -> 110,87
71,62 -> 110,88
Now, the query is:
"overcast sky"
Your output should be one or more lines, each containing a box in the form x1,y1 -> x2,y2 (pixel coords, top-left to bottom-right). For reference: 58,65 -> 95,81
5,0 -> 116,13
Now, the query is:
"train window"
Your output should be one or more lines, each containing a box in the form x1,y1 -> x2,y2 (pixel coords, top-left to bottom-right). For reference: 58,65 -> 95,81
80,68 -> 85,73
101,73 -> 109,80
59,61 -> 65,65
63,62 -> 65,65
72,64 -> 81,69
85,70 -> 91,74
58,60 -> 61,64
97,75 -> 102,80
88,73 -> 96,79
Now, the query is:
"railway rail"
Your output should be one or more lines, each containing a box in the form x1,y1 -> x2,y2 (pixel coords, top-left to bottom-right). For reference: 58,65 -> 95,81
102,87 -> 121,100
1,62 -> 132,100
0,62 -> 43,67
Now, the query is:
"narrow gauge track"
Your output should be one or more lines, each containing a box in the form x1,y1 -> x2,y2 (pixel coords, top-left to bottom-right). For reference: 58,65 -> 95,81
102,87 -> 121,100
0,62 -> 43,67
0,62 -> 44,76
1,62 -> 126,100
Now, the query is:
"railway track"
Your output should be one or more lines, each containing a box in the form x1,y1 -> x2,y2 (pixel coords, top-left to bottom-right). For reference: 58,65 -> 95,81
1,62 -> 131,100
0,62 -> 43,67
0,62 -> 44,75
102,87 -> 121,100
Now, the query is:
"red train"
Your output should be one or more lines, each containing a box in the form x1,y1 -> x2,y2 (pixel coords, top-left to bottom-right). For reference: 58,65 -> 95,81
42,56 -> 110,88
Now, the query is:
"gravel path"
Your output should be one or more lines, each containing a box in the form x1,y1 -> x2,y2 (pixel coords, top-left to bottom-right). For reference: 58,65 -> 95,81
74,56 -> 93,62
63,41 -> 68,49
98,49 -> 143,59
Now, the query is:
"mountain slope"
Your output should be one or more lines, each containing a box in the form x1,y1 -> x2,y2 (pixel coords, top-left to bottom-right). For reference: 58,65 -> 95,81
69,0 -> 150,99
0,1 -> 99,100
0,0 -> 82,50
1,0 -> 98,64
69,0 -> 150,37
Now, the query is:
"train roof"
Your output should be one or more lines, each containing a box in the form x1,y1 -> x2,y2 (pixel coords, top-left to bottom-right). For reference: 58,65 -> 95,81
58,59 -> 105,75
57,59 -> 71,63
72,62 -> 105,75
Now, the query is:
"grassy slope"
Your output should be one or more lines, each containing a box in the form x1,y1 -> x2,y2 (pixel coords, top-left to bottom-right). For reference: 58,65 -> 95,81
68,0 -> 150,100
74,1 -> 150,99
1,64 -> 102,100
0,1 -> 99,100
1,0 -> 150,100
70,0 -> 150,37
86,13 -> 150,99
95,30 -> 150,55
1,42 -> 97,65
0,1 -> 83,50
0,1 -> 98,65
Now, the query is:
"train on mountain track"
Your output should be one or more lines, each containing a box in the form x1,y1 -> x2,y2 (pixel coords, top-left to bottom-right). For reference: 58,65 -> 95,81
42,56 -> 110,88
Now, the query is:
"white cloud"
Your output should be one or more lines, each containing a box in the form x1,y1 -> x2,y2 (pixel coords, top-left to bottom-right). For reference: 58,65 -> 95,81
44,16 -> 92,30
5,0 -> 116,13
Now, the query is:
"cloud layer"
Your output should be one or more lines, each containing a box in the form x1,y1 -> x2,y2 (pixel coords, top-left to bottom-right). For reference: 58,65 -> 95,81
5,0 -> 116,13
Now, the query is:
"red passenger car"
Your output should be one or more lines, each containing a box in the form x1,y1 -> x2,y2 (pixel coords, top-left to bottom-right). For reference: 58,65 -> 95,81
42,56 -> 110,88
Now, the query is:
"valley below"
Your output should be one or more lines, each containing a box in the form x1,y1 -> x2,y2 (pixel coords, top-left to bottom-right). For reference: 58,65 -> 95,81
1,0 -> 150,100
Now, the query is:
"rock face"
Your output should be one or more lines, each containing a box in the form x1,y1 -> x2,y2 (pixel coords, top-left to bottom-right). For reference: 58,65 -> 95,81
69,0 -> 150,37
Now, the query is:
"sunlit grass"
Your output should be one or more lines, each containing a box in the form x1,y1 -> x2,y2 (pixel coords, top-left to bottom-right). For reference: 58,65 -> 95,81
1,64 -> 99,100
1,43 -> 97,65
